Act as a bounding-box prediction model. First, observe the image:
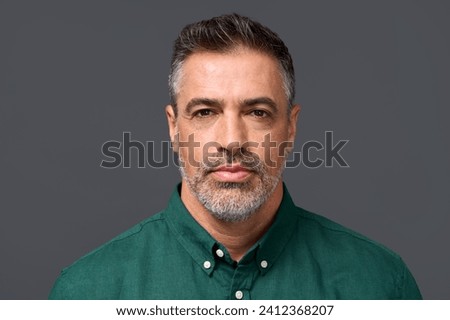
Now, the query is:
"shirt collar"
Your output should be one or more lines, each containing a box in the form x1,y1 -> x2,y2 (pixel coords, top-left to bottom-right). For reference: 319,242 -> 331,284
163,183 -> 298,276
164,184 -> 218,275
254,183 -> 298,275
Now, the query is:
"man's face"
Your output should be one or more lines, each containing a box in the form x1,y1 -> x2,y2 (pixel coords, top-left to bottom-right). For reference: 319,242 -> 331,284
166,48 -> 300,222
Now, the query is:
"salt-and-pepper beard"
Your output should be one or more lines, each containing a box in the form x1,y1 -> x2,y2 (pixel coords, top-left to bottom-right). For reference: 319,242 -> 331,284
178,147 -> 285,222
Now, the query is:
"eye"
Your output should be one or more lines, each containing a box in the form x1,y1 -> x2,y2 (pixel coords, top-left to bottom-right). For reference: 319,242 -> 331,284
193,109 -> 214,117
250,109 -> 269,118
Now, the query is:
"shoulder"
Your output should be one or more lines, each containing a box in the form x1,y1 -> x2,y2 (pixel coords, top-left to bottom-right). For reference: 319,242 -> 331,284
49,212 -> 168,299
288,206 -> 421,299
69,211 -> 167,266
294,206 -> 400,260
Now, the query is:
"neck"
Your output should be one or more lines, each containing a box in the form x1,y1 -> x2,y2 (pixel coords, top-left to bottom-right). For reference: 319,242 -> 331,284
181,181 -> 284,262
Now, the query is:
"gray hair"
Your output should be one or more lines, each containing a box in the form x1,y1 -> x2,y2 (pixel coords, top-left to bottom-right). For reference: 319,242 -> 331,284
168,13 -> 295,114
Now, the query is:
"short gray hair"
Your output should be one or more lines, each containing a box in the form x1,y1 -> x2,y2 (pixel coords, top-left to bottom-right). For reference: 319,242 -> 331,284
168,13 -> 295,114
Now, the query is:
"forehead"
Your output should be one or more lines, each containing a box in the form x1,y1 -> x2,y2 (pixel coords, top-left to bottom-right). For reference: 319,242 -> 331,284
177,49 -> 285,105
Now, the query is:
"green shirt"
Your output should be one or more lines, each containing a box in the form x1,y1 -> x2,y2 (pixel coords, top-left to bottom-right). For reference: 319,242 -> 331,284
49,184 -> 421,299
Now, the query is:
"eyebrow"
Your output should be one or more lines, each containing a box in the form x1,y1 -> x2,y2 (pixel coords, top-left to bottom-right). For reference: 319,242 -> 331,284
184,96 -> 279,114
185,98 -> 223,114
242,97 -> 279,114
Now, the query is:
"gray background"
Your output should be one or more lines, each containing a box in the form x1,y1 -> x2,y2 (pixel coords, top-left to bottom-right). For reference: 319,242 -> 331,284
1,0 -> 449,299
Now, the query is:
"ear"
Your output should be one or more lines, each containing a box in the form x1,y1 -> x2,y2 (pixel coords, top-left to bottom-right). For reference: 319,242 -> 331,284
288,104 -> 301,143
165,105 -> 178,152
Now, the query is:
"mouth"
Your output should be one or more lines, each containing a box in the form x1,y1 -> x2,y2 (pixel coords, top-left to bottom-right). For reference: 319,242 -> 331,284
209,164 -> 253,182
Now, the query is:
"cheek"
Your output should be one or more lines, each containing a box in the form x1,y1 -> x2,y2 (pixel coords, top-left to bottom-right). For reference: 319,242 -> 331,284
177,130 -> 212,170
251,130 -> 290,169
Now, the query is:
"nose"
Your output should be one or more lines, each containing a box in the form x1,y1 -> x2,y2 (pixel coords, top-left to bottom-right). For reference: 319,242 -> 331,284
214,112 -> 248,157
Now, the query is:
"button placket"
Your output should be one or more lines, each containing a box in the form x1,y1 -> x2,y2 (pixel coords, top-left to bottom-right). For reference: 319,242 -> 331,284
229,263 -> 255,300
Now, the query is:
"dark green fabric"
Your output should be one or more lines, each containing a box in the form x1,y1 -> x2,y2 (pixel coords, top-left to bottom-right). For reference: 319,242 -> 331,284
49,184 -> 422,299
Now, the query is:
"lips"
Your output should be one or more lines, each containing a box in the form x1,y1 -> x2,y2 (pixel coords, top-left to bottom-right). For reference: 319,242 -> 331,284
210,164 -> 252,182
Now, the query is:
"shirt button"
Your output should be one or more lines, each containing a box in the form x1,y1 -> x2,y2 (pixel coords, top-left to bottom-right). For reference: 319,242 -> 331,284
203,261 -> 211,269
260,260 -> 268,268
235,290 -> 244,300
215,249 -> 224,258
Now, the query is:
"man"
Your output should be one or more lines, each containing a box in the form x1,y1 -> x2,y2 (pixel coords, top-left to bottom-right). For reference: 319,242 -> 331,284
49,13 -> 421,299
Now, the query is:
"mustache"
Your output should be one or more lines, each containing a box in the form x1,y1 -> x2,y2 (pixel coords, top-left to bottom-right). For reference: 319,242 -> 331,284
202,149 -> 262,171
